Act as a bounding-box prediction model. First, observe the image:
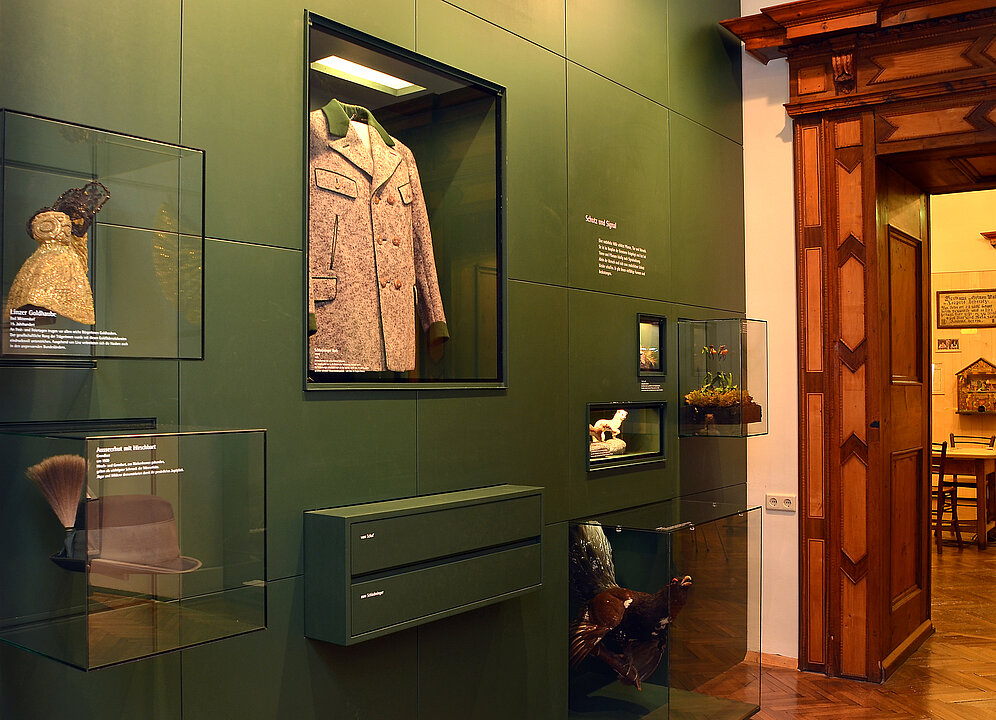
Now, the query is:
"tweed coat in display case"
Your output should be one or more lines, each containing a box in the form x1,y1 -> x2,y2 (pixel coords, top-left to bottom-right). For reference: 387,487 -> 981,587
308,100 -> 448,373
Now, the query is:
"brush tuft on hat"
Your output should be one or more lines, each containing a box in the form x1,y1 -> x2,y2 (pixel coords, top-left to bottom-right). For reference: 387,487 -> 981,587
26,454 -> 86,530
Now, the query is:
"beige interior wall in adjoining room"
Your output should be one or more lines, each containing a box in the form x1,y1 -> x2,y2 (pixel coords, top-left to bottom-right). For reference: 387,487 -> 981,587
742,0 -> 798,661
930,189 -> 996,443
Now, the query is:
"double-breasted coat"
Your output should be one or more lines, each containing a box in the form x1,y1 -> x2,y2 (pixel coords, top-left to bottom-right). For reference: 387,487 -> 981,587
308,100 -> 448,373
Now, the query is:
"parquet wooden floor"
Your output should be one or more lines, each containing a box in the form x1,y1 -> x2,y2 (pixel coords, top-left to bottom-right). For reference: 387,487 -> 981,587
745,545 -> 996,719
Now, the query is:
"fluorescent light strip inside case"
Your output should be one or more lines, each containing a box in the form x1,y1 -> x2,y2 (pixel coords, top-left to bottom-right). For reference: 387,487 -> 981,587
311,56 -> 425,96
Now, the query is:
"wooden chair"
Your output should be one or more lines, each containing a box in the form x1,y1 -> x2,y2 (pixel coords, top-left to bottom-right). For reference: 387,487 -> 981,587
932,441 -> 962,551
948,434 -> 996,448
948,433 -> 996,524
930,442 -> 963,553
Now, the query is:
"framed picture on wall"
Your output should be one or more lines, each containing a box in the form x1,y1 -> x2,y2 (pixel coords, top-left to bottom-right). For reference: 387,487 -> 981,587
305,14 -> 506,390
936,338 -> 960,352
936,289 -> 996,329
932,362 -> 944,395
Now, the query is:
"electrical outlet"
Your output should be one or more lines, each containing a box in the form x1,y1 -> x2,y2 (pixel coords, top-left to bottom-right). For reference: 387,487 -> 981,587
765,493 -> 797,512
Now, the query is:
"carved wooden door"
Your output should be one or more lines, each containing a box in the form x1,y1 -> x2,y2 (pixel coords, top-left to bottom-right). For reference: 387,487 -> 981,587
722,0 -> 996,682
874,164 -> 931,678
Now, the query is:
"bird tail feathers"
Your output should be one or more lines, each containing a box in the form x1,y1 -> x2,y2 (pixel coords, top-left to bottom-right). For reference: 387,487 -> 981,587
569,520 -> 618,606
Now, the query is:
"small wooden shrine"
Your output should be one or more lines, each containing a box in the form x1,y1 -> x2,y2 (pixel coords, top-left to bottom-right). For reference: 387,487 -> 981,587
956,358 -> 996,414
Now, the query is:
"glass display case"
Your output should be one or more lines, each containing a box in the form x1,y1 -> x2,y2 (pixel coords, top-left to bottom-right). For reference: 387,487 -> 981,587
639,314 -> 666,377
0,421 -> 265,669
678,319 -> 767,437
306,15 -> 505,389
569,500 -> 761,720
587,402 -> 666,471
1,110 -> 204,361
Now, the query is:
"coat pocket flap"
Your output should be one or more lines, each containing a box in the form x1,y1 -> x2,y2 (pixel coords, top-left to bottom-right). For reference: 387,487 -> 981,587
398,182 -> 414,205
312,276 -> 337,302
315,169 -> 358,199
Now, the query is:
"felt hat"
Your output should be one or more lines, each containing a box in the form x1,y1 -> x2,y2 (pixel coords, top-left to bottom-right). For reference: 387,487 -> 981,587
85,494 -> 201,576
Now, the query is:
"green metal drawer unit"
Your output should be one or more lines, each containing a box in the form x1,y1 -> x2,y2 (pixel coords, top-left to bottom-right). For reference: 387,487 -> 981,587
304,484 -> 543,645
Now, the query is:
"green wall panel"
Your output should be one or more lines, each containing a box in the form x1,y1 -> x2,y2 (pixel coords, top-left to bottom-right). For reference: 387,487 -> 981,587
417,521 -> 568,719
0,0 -> 180,143
667,0 -> 743,143
566,63 -> 670,298
445,0 -> 566,54
678,436 -> 747,498
0,0 -> 747,714
0,643 -> 180,719
180,0 -> 304,249
416,280 -> 570,522
566,290 -> 677,519
668,113 -> 745,312
417,0 -> 568,286
566,0 -> 668,105
0,362 -> 178,426
0,369 -> 94,423
181,576 -> 418,720
179,239 -> 417,580
309,0 -> 416,50
89,360 -> 179,424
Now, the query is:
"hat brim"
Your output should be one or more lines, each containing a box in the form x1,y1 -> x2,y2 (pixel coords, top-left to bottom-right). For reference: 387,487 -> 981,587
89,555 -> 202,576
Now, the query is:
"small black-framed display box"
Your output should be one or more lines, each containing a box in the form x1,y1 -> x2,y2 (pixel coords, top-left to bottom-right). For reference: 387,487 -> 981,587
0,420 -> 266,670
638,314 -> 666,378
304,485 -> 542,646
1,110 -> 204,362
305,14 -> 506,390
956,357 -> 996,414
587,402 -> 666,471
678,318 -> 768,438
569,499 -> 761,720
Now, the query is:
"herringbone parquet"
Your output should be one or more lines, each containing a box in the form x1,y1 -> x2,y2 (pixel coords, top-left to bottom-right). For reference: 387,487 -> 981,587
716,545 -> 996,719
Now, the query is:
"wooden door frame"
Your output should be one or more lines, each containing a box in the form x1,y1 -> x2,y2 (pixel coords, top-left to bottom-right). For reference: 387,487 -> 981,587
724,1 -> 996,681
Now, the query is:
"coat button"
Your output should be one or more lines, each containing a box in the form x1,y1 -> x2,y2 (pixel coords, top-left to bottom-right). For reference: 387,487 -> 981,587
374,195 -> 380,204
380,280 -> 388,288
392,238 -> 400,246
388,196 -> 395,205
394,280 -> 402,290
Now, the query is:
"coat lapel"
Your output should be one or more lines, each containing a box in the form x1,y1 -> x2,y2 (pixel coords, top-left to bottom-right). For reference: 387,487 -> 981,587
371,132 -> 402,193
329,124 -> 373,178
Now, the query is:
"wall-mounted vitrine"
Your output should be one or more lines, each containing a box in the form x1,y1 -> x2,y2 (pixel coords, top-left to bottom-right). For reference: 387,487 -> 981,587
569,500 -> 761,720
306,15 -> 505,389
639,314 -> 666,378
0,110 -> 204,362
0,421 -> 265,669
678,318 -> 767,437
587,402 -> 666,471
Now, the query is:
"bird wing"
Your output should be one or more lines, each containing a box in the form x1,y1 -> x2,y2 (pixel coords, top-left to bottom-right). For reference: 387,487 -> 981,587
569,621 -> 611,666
569,589 -> 632,666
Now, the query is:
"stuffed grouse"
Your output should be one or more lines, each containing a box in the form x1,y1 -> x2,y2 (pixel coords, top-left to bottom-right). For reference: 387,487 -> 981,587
568,521 -> 693,690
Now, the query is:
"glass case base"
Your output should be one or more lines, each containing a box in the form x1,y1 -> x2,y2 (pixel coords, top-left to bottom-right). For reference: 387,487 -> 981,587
569,682 -> 759,720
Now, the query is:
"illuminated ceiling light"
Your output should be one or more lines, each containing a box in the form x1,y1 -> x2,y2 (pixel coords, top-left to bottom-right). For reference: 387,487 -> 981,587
311,56 -> 425,96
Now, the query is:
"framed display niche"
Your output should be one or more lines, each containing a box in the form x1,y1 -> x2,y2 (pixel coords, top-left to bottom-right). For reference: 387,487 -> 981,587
305,14 -> 505,390
587,402 -> 666,472
638,313 -> 666,378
